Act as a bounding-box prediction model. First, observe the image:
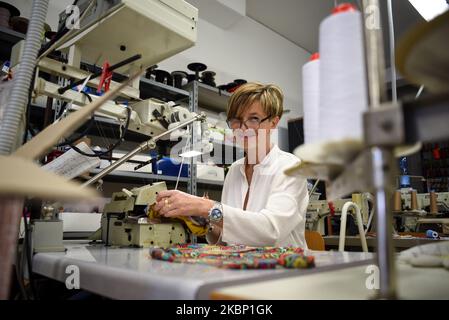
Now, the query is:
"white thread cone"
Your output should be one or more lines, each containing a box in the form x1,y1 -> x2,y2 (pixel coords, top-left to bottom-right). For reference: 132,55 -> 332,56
302,58 -> 320,144
319,9 -> 368,142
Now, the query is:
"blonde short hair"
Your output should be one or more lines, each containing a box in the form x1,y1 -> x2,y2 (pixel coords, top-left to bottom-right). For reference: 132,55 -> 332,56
226,82 -> 284,120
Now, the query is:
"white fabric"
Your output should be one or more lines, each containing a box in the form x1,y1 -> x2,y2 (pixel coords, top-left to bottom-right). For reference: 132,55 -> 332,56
220,145 -> 309,248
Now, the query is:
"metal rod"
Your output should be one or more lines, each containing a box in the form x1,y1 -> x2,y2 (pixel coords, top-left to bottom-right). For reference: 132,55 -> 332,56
58,54 -> 142,94
362,0 -> 388,107
82,113 -> 206,187
387,0 -> 397,103
362,0 -> 397,299
309,179 -> 320,197
371,147 -> 397,299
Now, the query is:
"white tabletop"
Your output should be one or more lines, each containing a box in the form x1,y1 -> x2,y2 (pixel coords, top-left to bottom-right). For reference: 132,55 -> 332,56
33,241 -> 374,299
211,262 -> 449,300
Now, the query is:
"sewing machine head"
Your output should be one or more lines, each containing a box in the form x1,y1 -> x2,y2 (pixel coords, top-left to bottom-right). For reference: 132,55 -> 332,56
101,181 -> 189,247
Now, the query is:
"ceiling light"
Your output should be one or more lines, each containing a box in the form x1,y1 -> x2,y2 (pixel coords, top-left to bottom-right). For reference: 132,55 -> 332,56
409,0 -> 449,21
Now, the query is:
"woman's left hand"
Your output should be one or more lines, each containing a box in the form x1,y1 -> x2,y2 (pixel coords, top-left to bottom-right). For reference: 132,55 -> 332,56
154,190 -> 214,218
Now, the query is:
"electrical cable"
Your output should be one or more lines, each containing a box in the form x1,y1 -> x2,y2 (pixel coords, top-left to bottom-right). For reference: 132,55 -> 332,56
69,104 -> 131,157
56,92 -> 95,147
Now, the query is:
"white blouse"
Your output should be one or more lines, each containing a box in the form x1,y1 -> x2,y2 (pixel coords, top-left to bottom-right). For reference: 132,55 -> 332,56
220,145 -> 309,248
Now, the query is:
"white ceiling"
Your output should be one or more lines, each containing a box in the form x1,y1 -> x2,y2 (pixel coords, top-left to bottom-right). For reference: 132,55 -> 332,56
246,0 -> 425,63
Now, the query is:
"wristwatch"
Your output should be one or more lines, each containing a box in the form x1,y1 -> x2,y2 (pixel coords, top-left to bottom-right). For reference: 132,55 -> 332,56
208,201 -> 224,223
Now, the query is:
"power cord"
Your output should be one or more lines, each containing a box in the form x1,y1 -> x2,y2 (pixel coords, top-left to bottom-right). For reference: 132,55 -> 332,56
69,103 -> 131,157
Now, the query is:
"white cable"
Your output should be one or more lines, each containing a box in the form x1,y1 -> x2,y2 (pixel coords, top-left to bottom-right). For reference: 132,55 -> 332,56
174,156 -> 185,191
175,137 -> 191,190
339,202 -> 369,252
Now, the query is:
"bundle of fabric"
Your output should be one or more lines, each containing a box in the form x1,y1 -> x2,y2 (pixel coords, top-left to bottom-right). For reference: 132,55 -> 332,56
150,244 -> 315,270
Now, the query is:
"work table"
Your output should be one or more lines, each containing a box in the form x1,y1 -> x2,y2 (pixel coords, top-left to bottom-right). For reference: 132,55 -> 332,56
33,241 -> 373,299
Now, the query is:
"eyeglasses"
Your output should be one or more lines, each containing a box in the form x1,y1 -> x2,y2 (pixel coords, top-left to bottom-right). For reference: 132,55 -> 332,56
226,116 -> 271,129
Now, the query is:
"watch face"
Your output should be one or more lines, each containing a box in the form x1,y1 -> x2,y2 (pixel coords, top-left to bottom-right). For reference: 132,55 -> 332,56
211,208 -> 222,220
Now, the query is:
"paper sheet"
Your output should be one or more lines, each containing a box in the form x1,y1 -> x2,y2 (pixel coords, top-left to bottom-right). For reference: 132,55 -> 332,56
42,142 -> 100,180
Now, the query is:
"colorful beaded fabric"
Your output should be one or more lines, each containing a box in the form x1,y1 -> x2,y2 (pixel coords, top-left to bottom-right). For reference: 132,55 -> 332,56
150,244 -> 315,269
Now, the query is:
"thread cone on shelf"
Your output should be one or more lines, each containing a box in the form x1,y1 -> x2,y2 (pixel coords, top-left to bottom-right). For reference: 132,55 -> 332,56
393,190 -> 402,212
154,69 -> 172,86
171,71 -> 188,88
410,190 -> 418,211
430,191 -> 438,215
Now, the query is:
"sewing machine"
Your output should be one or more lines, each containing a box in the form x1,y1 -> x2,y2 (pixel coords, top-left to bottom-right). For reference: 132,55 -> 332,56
101,182 -> 188,247
22,0 -> 200,252
10,0 -> 198,139
400,191 -> 449,213
393,190 -> 449,234
306,193 -> 373,235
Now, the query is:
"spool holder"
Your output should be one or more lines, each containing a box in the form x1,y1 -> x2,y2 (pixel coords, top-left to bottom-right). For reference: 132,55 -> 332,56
187,62 -> 207,80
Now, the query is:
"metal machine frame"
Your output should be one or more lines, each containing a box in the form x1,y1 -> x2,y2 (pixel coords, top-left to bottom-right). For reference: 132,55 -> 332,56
298,0 -> 449,299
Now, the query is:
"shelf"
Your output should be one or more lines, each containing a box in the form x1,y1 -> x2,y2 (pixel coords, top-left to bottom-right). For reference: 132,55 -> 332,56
89,168 -> 189,184
140,77 -> 189,102
0,26 -> 25,61
197,178 -> 223,186
0,26 -> 25,43
184,81 -> 231,113
89,169 -> 224,187
75,63 -> 189,102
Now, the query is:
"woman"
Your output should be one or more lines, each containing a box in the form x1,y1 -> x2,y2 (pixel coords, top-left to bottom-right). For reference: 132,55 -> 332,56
154,82 -> 309,247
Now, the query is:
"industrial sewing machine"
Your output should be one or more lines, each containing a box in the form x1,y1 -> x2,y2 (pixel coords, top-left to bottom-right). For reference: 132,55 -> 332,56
393,189 -> 449,235
101,182 -> 192,248
306,193 -> 373,235
15,0 -> 203,252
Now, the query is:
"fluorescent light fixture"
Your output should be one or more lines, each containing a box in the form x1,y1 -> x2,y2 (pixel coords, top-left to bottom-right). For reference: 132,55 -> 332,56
409,0 -> 449,21
179,150 -> 203,158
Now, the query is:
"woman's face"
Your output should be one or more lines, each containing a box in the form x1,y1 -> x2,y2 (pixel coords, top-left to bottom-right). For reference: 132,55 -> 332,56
231,101 -> 279,152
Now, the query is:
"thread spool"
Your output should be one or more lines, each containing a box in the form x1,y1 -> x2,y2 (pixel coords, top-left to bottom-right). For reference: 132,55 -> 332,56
430,191 -> 438,215
226,82 -> 239,93
393,190 -> 402,212
318,3 -> 368,142
0,7 -> 9,28
201,71 -> 216,87
0,2 -> 20,28
302,53 -> 320,144
154,69 -> 172,86
233,79 -> 247,86
186,74 -> 196,83
171,71 -> 187,89
426,229 -> 439,239
145,65 -> 158,80
410,190 -> 418,211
